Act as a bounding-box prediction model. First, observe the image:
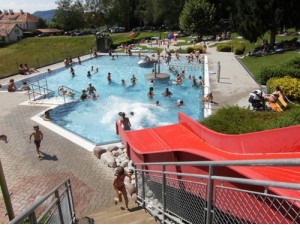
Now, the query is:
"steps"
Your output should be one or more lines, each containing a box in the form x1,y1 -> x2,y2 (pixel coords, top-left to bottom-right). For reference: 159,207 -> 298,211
80,202 -> 158,224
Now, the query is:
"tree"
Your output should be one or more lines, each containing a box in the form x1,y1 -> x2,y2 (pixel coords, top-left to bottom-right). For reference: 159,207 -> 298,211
54,0 -> 85,31
37,18 -> 47,29
231,0 -> 300,46
179,0 -> 216,38
84,0 -> 112,28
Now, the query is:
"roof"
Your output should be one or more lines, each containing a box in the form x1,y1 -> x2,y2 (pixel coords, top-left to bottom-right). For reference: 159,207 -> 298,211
0,24 -> 21,36
0,12 -> 39,23
36,29 -> 63,33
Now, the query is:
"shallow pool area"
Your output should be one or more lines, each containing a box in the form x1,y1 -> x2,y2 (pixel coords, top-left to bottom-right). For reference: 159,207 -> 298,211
25,55 -> 205,144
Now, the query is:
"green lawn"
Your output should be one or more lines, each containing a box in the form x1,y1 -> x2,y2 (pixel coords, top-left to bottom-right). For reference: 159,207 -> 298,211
0,35 -> 95,78
1,31 -> 299,80
230,32 -> 300,82
241,51 -> 300,82
0,32 -> 169,78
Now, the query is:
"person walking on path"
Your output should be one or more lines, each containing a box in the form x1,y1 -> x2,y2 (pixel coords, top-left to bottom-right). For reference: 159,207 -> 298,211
113,166 -> 132,210
29,126 -> 44,159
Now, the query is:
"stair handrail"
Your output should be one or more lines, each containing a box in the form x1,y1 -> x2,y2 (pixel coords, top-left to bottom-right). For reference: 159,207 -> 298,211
10,179 -> 76,224
134,158 -> 300,224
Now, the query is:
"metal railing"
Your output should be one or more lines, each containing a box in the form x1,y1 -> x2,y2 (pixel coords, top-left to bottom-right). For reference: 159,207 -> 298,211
10,179 -> 76,224
28,79 -> 55,102
58,85 -> 81,103
135,158 -> 300,224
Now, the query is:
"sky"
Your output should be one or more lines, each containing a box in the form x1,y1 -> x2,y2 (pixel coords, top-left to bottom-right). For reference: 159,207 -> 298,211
0,0 -> 57,13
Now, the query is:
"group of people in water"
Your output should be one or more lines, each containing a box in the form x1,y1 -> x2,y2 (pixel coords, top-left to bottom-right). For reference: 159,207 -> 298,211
80,82 -> 99,100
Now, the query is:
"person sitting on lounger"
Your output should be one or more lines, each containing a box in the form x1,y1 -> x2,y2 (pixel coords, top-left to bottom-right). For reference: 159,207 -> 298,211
264,86 -> 282,103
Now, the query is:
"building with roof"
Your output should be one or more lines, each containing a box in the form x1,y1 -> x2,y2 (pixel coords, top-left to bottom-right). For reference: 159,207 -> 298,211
36,28 -> 63,36
0,9 -> 40,31
0,24 -> 23,44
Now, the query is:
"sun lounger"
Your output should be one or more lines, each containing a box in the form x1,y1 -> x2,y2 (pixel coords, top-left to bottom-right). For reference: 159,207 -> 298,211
268,102 -> 283,112
278,95 -> 288,108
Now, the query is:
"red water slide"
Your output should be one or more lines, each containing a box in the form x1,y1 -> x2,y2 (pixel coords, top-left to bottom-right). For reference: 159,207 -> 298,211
116,112 -> 300,200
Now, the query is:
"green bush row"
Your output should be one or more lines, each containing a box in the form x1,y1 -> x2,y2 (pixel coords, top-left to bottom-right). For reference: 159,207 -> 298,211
186,46 -> 204,54
216,41 -> 245,55
216,42 -> 232,52
267,76 -> 300,100
260,57 -> 300,84
200,105 -> 300,134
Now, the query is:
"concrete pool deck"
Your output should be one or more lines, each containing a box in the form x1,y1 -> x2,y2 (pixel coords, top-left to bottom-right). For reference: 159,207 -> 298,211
0,46 -> 260,223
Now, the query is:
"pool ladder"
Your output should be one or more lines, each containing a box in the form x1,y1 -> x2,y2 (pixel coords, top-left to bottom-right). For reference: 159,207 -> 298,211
58,86 -> 81,103
27,79 -> 55,102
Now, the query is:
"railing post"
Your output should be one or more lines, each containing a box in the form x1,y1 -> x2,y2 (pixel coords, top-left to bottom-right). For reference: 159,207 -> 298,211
65,180 -> 76,223
0,160 -> 15,221
135,168 -> 138,202
162,165 -> 166,223
141,165 -> 146,208
28,212 -> 37,224
206,165 -> 214,224
217,61 -> 221,82
54,190 -> 64,224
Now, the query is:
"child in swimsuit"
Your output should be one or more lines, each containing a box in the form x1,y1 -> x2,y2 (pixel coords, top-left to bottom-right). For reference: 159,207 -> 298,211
29,126 -> 43,159
113,167 -> 132,210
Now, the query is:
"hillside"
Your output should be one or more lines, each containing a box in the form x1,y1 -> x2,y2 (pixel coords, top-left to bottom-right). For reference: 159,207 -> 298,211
33,9 -> 56,21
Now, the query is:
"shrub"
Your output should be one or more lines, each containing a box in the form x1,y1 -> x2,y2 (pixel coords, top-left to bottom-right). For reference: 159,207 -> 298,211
216,41 -> 246,55
216,42 -> 232,52
287,57 -> 300,69
186,46 -> 203,54
260,63 -> 300,84
233,42 -> 246,55
267,76 -> 300,100
200,105 -> 300,134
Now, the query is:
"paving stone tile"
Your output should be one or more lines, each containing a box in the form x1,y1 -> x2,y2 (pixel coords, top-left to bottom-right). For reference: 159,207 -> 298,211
0,91 -> 115,223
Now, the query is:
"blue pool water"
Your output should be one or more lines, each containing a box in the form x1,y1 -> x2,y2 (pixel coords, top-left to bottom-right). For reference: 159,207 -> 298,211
29,56 -> 204,144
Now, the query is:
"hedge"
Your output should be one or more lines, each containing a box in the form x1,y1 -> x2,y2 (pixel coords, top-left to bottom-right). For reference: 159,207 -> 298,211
260,57 -> 300,84
267,76 -> 300,100
216,41 -> 246,55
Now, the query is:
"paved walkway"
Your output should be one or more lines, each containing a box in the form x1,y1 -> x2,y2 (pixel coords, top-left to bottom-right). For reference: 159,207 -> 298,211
205,46 -> 260,112
0,45 -> 259,223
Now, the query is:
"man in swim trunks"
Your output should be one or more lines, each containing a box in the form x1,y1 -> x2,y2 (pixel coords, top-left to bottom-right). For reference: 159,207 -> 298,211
87,83 -> 96,95
29,126 -> 44,159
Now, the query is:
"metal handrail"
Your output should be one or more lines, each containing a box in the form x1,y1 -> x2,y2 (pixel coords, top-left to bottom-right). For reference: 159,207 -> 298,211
136,158 -> 300,167
27,79 -> 55,102
57,85 -> 81,97
135,158 -> 300,224
10,179 -> 75,224
57,85 -> 80,103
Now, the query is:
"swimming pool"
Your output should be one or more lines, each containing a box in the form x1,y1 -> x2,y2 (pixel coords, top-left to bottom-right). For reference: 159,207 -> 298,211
28,55 -> 204,144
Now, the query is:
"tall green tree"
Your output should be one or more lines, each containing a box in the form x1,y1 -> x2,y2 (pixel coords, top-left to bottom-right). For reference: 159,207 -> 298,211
231,0 -> 300,45
54,0 -> 85,31
179,0 -> 216,38
84,0 -> 112,28
139,0 -> 153,26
